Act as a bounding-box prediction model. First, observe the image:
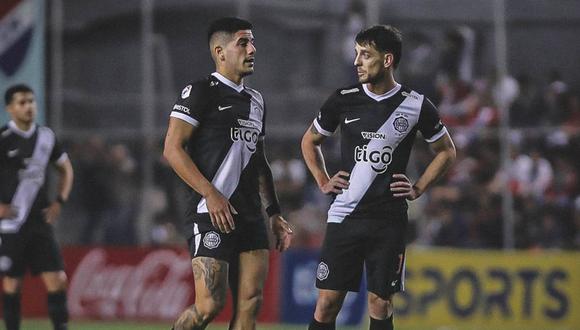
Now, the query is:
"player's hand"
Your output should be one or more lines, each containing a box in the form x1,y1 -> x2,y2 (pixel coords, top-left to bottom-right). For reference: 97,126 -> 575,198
390,174 -> 421,200
270,215 -> 293,252
0,203 -> 17,219
205,188 -> 237,233
320,171 -> 350,195
43,202 -> 62,224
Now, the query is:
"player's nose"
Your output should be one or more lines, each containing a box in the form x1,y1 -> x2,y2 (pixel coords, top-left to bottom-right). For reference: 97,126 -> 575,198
248,43 -> 256,54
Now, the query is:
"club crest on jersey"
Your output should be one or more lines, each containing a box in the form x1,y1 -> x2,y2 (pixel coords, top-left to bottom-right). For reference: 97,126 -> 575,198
393,116 -> 409,133
354,145 -> 393,174
181,85 -> 192,99
317,262 -> 329,281
231,127 -> 259,153
203,231 -> 221,249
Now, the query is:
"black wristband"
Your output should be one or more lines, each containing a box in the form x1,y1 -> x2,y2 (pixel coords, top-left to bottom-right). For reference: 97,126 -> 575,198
56,196 -> 67,205
266,203 -> 281,217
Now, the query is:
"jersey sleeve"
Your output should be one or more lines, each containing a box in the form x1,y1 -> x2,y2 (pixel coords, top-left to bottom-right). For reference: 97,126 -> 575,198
170,82 -> 208,127
49,135 -> 68,165
417,97 -> 447,143
313,92 -> 341,136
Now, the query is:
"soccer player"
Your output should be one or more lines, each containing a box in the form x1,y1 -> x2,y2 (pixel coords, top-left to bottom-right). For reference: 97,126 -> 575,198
301,25 -> 456,330
0,84 -> 74,330
163,17 -> 293,330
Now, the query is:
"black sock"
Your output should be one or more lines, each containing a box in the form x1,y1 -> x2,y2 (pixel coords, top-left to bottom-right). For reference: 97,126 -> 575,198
369,315 -> 393,330
308,318 -> 336,330
3,293 -> 21,330
47,291 -> 69,330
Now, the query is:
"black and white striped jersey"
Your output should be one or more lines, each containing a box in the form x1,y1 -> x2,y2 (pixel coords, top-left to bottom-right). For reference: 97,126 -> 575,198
170,72 -> 266,223
313,83 -> 447,223
0,122 -> 67,233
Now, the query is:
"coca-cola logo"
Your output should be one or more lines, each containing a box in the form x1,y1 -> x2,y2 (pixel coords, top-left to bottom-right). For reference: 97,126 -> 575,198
68,249 -> 193,319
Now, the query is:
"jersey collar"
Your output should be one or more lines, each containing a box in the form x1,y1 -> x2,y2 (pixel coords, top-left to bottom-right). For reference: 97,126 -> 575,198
362,83 -> 401,102
8,121 -> 37,138
211,72 -> 244,93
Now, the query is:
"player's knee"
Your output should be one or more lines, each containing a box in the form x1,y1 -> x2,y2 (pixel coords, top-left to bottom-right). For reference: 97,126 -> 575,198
238,291 -> 264,315
2,283 -> 21,294
52,278 -> 68,292
42,271 -> 68,292
197,296 -> 227,320
316,295 -> 342,319
2,277 -> 22,294
368,294 -> 394,317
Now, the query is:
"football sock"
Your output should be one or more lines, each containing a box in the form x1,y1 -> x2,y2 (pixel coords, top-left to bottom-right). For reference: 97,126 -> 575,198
369,315 -> 393,330
308,318 -> 336,330
3,293 -> 21,330
47,291 -> 69,330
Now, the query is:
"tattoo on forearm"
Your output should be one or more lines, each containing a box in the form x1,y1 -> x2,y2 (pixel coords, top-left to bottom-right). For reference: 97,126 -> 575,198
256,142 -> 280,208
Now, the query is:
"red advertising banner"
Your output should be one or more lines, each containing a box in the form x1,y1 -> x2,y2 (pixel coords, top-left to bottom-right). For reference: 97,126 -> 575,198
3,246 -> 280,323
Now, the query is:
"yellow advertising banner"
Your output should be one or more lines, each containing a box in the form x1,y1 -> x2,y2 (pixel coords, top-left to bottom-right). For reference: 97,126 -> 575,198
395,248 -> 580,330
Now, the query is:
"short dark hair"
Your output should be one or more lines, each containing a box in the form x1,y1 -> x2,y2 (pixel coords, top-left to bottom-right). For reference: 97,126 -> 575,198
355,25 -> 403,68
5,84 -> 33,105
207,17 -> 253,44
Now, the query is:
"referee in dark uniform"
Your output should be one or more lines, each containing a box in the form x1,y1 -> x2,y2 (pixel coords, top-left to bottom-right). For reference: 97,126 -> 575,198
0,84 -> 73,330
163,17 -> 292,330
302,26 -> 456,330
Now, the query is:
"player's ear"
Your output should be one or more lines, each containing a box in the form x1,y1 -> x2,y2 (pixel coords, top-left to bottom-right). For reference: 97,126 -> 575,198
384,53 -> 394,69
213,45 -> 225,62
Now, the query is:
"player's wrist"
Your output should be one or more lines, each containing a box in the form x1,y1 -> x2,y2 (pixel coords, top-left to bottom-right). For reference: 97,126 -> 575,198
317,177 -> 330,191
266,203 -> 281,218
202,186 -> 219,198
55,196 -> 67,205
412,184 -> 423,197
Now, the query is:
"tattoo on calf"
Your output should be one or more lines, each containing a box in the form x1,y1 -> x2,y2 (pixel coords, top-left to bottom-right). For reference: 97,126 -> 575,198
174,305 -> 206,330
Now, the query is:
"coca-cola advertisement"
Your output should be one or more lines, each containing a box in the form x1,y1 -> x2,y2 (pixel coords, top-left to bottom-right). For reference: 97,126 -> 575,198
1,246 -> 280,322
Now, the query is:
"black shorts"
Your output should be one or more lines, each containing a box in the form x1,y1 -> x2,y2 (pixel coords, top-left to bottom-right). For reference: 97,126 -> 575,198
0,221 -> 65,277
316,210 -> 408,298
186,215 -> 269,262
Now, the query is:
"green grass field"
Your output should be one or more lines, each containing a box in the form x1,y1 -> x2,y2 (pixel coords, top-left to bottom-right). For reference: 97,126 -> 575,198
22,320 -> 358,330
21,319 -> 574,330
